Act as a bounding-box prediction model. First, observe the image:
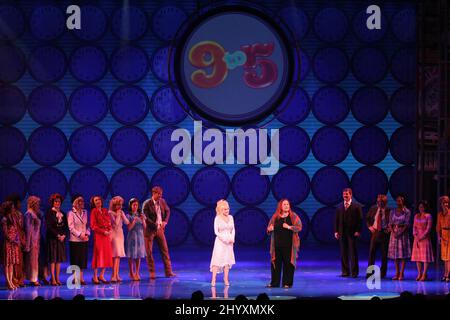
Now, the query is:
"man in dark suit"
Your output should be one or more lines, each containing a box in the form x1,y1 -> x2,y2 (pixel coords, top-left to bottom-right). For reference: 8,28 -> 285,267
366,194 -> 391,278
334,188 -> 363,278
142,186 -> 176,279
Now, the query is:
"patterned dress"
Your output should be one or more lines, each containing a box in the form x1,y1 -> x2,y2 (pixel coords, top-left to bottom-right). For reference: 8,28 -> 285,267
210,215 -> 235,273
411,213 -> 434,262
126,213 -> 146,259
2,217 -> 20,266
437,211 -> 450,261
388,208 -> 411,259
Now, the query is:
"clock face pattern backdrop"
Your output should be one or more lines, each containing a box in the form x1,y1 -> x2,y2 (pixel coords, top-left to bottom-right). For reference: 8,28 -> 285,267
0,0 -> 416,246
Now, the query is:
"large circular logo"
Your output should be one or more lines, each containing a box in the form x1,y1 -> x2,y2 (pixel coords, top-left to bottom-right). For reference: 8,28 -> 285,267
175,6 -> 293,125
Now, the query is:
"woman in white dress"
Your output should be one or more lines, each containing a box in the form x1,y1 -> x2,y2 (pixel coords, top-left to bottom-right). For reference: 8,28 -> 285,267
109,196 -> 129,282
210,199 -> 235,287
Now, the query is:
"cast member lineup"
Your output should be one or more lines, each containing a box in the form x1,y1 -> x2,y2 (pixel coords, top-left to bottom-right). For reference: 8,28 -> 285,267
1,188 -> 449,290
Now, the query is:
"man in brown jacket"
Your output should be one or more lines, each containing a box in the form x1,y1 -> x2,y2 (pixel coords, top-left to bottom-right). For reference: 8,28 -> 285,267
142,186 -> 176,279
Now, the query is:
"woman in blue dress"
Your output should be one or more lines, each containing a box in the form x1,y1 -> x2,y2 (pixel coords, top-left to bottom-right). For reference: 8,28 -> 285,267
126,198 -> 146,281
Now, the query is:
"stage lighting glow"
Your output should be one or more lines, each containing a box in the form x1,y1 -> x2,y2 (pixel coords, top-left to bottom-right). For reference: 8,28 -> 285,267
338,292 -> 400,300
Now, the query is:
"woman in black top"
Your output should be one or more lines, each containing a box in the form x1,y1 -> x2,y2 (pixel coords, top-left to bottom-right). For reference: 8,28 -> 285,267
266,199 -> 302,288
46,193 -> 68,286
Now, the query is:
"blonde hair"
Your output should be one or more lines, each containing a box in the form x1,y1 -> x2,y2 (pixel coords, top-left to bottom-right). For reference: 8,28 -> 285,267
27,196 -> 40,212
439,196 -> 450,211
215,199 -> 229,216
109,196 -> 124,211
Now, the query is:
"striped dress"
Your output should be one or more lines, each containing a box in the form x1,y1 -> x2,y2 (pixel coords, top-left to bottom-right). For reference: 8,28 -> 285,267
411,213 -> 434,262
388,208 -> 411,259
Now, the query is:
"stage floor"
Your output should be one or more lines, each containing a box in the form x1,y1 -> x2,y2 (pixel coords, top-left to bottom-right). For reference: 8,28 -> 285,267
1,244 -> 449,300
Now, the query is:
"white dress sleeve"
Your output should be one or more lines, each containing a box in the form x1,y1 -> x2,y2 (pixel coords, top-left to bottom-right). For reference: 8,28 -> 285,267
214,217 -> 227,243
230,216 -> 235,244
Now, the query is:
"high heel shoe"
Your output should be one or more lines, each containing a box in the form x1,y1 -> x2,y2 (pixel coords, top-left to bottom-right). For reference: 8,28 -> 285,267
99,278 -> 109,284
92,278 -> 100,285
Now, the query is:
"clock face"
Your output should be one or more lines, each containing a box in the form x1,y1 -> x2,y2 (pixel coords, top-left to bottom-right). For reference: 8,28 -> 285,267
150,167 -> 190,206
191,207 -> 216,246
110,86 -> 149,126
351,126 -> 389,165
232,166 -> 270,206
28,85 -> 67,126
28,167 -> 68,206
110,127 -> 149,166
175,7 -> 293,125
271,166 -> 310,205
70,167 -> 109,201
0,168 -> 27,202
311,207 -> 337,243
150,85 -> 187,125
164,208 -> 190,247
0,127 -> 27,166
234,207 -> 269,245
110,167 -> 149,203
0,85 -> 26,125
69,86 -> 108,125
29,46 -> 66,83
69,126 -> 109,166
311,126 -> 350,165
28,127 -> 68,166
351,166 -> 388,206
311,166 -> 349,206
191,167 -> 230,207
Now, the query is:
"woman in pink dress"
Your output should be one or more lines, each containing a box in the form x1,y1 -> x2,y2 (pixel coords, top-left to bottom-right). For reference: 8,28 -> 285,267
109,196 -> 129,282
210,199 -> 235,287
90,196 -> 112,284
411,200 -> 434,281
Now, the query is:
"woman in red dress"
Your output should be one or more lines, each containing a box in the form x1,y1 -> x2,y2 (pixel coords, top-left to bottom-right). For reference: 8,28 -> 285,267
90,196 -> 112,284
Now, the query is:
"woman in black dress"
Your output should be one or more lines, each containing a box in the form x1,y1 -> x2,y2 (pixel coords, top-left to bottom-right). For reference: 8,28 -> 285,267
266,199 -> 302,288
46,193 -> 68,286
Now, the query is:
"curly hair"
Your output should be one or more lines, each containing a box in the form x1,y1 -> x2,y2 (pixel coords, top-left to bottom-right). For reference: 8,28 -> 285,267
0,201 -> 14,225
27,196 -> 41,212
215,199 -> 229,216
439,195 -> 450,211
109,196 -> 124,211
49,193 -> 63,207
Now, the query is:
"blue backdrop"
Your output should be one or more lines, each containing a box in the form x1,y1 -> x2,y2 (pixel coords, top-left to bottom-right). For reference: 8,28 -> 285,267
0,0 -> 416,246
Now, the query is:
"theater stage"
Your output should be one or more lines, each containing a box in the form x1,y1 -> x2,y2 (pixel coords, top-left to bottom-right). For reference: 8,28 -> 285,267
0,244 -> 448,300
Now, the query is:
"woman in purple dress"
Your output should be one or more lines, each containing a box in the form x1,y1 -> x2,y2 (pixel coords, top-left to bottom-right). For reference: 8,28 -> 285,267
388,196 -> 411,280
24,196 -> 41,286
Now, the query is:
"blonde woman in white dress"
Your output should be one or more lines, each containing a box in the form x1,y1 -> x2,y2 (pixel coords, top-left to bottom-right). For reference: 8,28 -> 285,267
210,199 -> 235,287
109,196 -> 129,282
